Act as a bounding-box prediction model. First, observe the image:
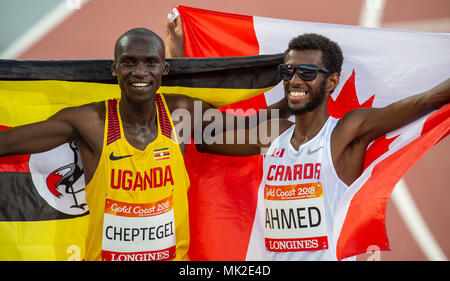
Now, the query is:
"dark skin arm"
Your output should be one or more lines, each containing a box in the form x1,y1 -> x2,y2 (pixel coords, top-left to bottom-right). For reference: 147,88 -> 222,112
0,102 -> 105,183
1,16 -> 288,187
164,94 -> 291,156
0,94 -> 288,182
164,11 -> 291,156
331,78 -> 450,186
164,76 -> 449,184
194,117 -> 293,156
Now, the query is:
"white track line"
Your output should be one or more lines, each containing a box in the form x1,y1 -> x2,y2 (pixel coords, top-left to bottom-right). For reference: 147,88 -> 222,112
359,0 -> 446,261
358,0 -> 386,27
392,180 -> 447,261
0,0 -> 89,59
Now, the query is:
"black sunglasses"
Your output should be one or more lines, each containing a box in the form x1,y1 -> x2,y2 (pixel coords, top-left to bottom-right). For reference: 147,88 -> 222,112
278,64 -> 330,81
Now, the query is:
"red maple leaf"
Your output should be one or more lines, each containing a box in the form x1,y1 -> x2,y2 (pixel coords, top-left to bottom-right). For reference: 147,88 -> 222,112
327,70 -> 375,118
327,70 -> 399,171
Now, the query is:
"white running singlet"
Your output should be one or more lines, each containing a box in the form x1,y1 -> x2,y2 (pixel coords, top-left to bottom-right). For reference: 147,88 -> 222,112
263,117 -> 355,261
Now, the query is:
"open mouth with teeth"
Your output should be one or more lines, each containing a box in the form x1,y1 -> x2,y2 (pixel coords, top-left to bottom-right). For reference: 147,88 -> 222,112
288,90 -> 308,101
130,82 -> 151,88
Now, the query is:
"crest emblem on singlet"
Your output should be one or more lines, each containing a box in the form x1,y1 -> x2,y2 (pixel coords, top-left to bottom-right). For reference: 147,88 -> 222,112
271,148 -> 285,158
153,147 -> 170,161
29,141 -> 89,215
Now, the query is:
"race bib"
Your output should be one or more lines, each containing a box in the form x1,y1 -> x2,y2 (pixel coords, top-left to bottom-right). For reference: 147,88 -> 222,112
101,196 -> 176,261
264,182 -> 328,252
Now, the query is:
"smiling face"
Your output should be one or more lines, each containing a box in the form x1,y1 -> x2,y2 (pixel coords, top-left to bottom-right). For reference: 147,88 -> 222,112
283,49 -> 331,115
112,33 -> 169,103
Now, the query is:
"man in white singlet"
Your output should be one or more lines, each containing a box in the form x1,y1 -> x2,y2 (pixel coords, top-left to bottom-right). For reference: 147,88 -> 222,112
198,33 -> 450,260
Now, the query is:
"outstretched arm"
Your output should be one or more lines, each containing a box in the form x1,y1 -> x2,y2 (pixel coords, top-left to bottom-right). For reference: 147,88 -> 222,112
346,78 -> 449,145
0,108 -> 79,157
166,94 -> 291,156
0,101 -> 106,158
332,78 -> 450,185
197,98 -> 291,156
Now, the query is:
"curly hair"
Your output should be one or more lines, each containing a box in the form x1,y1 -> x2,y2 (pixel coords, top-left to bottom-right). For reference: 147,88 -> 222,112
284,33 -> 343,75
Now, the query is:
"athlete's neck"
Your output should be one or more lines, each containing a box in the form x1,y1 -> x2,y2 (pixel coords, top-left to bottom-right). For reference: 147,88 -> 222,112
291,109 -> 329,150
119,95 -> 157,127
118,96 -> 159,150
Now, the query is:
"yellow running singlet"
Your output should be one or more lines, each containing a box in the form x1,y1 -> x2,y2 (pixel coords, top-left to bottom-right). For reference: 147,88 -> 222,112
84,94 -> 190,261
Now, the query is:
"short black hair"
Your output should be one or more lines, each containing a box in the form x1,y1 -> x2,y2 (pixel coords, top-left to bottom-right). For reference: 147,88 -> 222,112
284,33 -> 343,74
114,28 -> 164,60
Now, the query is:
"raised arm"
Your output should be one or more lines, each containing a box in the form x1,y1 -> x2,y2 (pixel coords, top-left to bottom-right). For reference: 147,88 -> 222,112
332,78 -> 450,185
347,78 -> 449,145
0,109 -> 78,157
0,103 -> 104,157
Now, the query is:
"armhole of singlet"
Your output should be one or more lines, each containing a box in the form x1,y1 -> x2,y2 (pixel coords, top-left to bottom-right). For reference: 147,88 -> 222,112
155,93 -> 190,189
325,118 -> 350,189
105,99 -> 121,146
85,100 -> 115,190
155,93 -> 178,143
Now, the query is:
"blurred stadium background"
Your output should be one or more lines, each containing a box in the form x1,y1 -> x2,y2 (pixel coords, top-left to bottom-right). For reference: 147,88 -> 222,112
0,0 -> 448,261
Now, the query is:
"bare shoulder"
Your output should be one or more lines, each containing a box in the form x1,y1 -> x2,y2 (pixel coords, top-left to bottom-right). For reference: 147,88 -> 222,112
0,101 -> 106,157
266,118 -> 294,135
78,101 -> 105,121
51,101 -> 106,141
258,118 -> 293,147
73,101 -> 105,129
163,93 -> 199,113
279,118 -> 294,134
333,108 -> 372,141
51,101 -> 105,122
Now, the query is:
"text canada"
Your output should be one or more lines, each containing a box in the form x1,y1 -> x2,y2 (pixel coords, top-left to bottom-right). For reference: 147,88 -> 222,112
266,163 -> 321,181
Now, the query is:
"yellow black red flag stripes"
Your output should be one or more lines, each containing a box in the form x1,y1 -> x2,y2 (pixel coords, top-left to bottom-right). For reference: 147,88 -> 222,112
0,55 -> 282,260
0,56 -> 282,92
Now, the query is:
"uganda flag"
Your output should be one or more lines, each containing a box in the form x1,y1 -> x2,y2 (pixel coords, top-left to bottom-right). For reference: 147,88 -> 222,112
0,56 -> 282,260
153,148 -> 170,162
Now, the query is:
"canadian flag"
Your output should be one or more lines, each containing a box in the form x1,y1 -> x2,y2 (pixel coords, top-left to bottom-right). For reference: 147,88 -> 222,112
177,6 -> 450,260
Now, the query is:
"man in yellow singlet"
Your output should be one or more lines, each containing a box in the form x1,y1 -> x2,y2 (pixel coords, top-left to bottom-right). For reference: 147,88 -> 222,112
0,28 -> 285,261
